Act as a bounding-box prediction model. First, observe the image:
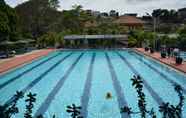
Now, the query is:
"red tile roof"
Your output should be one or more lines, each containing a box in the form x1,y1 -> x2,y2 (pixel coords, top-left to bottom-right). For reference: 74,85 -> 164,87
114,15 -> 144,25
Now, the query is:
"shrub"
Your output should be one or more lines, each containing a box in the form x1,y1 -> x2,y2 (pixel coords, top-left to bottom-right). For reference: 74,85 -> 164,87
161,52 -> 166,58
128,36 -> 137,47
175,57 -> 183,64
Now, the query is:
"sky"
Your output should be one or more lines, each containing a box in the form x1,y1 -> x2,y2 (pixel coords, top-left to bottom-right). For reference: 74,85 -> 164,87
5,0 -> 186,16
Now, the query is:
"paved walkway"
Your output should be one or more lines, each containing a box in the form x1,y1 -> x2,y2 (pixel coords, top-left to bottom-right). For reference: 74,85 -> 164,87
135,48 -> 186,74
0,49 -> 54,74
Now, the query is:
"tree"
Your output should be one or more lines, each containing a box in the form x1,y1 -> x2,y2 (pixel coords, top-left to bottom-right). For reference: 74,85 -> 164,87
72,4 -> 83,14
152,9 -> 179,23
60,5 -> 92,34
0,0 -> 19,42
49,0 -> 60,9
177,26 -> 186,50
128,36 -> 137,47
0,9 -> 10,42
0,0 -> 5,5
15,0 -> 61,39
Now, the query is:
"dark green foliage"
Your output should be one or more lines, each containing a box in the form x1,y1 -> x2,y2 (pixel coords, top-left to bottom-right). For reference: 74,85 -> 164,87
152,9 -> 179,23
120,106 -> 133,115
15,0 -> 61,39
66,104 -> 83,118
161,52 -> 166,58
121,75 -> 156,118
159,84 -> 184,118
0,76 -> 185,118
49,0 -> 59,9
0,0 -> 5,5
177,26 -> 186,50
128,36 -> 137,47
131,75 -> 147,118
121,75 -> 184,118
0,1 -> 19,42
128,30 -> 156,48
0,91 -> 24,118
175,57 -> 183,64
24,92 -> 37,118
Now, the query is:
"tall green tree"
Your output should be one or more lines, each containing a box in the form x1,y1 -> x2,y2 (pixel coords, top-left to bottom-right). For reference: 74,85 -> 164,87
0,0 -> 5,5
0,0 -> 19,42
177,26 -> 186,50
15,0 -> 61,39
61,5 -> 88,34
49,0 -> 60,9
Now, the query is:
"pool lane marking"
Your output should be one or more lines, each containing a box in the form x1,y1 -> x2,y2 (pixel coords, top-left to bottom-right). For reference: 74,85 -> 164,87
5,52 -> 73,106
34,53 -> 84,117
0,53 -> 61,90
129,52 -> 186,94
134,51 -> 186,82
105,53 -> 131,118
80,53 -> 96,118
116,52 -> 164,105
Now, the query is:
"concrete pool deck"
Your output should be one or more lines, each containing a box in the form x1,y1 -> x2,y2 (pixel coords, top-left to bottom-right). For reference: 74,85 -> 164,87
135,48 -> 186,74
0,49 -> 55,74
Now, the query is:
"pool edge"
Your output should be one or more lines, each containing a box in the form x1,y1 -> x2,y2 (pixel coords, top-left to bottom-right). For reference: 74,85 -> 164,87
134,49 -> 186,76
0,49 -> 56,76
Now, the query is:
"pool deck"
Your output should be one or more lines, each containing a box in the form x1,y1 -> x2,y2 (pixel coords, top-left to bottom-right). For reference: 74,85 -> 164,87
135,48 -> 186,74
0,49 -> 55,74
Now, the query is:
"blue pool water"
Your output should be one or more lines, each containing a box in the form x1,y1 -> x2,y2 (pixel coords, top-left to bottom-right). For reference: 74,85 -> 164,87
180,52 -> 186,61
0,50 -> 186,118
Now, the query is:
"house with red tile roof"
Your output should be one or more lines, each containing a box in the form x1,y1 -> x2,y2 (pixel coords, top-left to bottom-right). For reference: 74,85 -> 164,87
113,15 -> 145,30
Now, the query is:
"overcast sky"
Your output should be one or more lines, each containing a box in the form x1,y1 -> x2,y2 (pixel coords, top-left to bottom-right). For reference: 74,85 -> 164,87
5,0 -> 186,16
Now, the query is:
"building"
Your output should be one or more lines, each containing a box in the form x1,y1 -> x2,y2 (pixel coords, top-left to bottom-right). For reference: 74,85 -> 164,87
100,12 -> 109,17
113,15 -> 145,30
178,8 -> 186,23
64,35 -> 128,48
85,10 -> 92,16
85,10 -> 101,17
109,10 -> 119,17
141,16 -> 153,31
92,11 -> 101,17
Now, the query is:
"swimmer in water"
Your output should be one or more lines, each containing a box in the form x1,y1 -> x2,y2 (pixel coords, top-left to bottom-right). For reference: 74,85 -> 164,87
106,92 -> 112,99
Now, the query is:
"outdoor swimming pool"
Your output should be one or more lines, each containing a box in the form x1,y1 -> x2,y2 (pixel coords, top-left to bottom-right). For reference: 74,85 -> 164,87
180,52 -> 186,61
0,49 -> 186,118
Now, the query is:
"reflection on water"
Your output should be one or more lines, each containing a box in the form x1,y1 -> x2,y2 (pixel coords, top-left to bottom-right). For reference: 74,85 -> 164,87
89,100 -> 120,118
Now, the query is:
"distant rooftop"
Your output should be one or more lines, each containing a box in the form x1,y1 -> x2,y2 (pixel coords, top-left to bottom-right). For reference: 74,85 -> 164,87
113,15 -> 145,25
